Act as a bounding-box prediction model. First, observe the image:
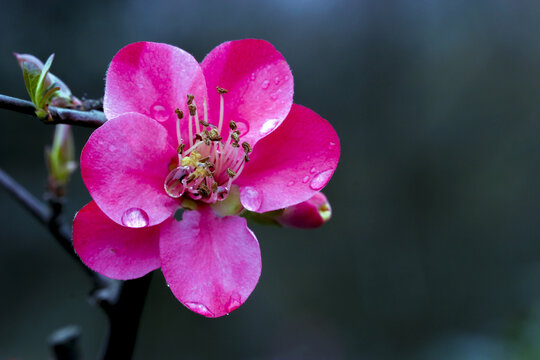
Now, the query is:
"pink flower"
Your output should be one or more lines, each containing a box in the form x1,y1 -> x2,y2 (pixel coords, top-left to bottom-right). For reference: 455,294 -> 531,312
73,40 -> 340,317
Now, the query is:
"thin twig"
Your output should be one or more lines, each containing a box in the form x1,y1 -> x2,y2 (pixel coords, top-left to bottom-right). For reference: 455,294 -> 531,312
0,94 -> 106,128
0,167 -> 151,360
0,168 -> 95,277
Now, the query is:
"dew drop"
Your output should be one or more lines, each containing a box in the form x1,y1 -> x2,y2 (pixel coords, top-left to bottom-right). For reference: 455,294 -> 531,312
284,75 -> 290,81
302,175 -> 310,183
260,119 -> 280,136
310,167 -> 316,174
235,121 -> 249,136
164,166 -> 189,198
121,208 -> 149,228
261,80 -> 270,89
226,296 -> 242,313
287,180 -> 295,187
328,141 -> 336,150
241,186 -> 262,211
108,144 -> 117,152
310,170 -> 333,191
270,93 -> 278,101
250,73 -> 256,81
274,76 -> 280,85
151,104 -> 169,122
185,302 -> 215,317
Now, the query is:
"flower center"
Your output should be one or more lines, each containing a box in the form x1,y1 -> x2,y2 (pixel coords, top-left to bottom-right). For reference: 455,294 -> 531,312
164,87 -> 251,204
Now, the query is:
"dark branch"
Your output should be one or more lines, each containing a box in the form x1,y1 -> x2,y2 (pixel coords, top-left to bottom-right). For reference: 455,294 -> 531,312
0,94 -> 106,128
0,168 -> 91,274
0,167 -> 151,360
99,274 -> 153,360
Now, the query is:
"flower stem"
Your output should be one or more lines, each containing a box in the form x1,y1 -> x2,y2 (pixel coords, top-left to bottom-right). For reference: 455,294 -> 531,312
0,93 -> 106,128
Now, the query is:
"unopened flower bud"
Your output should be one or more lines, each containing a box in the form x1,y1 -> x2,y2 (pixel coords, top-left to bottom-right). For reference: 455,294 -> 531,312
45,124 -> 77,196
276,192 -> 332,228
14,53 -> 82,108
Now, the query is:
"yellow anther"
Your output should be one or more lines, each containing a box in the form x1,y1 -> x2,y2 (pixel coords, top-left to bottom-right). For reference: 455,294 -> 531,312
181,150 -> 202,167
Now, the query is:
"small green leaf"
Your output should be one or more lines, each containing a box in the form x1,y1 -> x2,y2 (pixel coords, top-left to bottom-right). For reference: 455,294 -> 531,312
35,54 -> 55,103
22,61 -> 42,104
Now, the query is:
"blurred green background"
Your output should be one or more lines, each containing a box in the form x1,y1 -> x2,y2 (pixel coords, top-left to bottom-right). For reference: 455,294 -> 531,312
2,0 -> 540,359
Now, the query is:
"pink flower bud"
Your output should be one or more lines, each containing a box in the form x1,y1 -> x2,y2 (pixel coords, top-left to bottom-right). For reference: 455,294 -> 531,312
276,192 -> 332,228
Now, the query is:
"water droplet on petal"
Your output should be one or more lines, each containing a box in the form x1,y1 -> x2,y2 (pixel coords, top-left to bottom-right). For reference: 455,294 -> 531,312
284,75 -> 290,81
242,186 -> 262,211
328,141 -> 336,150
250,73 -> 256,81
302,175 -> 310,183
274,76 -> 280,85
310,170 -> 333,191
260,119 -> 280,136
164,166 -> 189,198
151,104 -> 169,122
287,180 -> 295,187
270,93 -> 277,101
235,121 -> 249,136
226,296 -> 242,313
108,144 -> 117,152
185,302 -> 215,317
310,167 -> 316,174
261,80 -> 270,89
121,208 -> 149,228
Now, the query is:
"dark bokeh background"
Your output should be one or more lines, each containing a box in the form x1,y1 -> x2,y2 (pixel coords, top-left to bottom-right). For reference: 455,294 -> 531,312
2,0 -> 540,359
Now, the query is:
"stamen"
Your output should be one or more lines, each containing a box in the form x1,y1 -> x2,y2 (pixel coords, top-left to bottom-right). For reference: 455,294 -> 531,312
193,100 -> 201,135
175,109 -> 184,119
203,99 -> 209,128
185,173 -> 197,183
175,109 -> 183,146
241,142 -> 252,154
232,160 -> 246,182
198,183 -> 211,198
216,86 -> 228,94
229,120 -> 237,131
177,143 -> 185,155
208,128 -> 222,141
187,94 -> 194,105
188,111 -> 193,146
231,131 -> 240,144
218,89 -> 225,134
184,141 -> 205,157
227,168 -> 236,178
188,104 -> 197,116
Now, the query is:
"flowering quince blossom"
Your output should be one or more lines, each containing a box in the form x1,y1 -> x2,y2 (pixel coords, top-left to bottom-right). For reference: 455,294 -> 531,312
72,40 -> 340,317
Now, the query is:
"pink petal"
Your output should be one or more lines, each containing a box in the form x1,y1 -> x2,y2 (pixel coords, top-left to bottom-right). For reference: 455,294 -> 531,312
159,206 -> 261,318
81,112 -> 178,227
201,39 -> 293,147
73,201 -> 161,280
276,192 -> 332,229
236,104 -> 340,213
104,41 -> 207,146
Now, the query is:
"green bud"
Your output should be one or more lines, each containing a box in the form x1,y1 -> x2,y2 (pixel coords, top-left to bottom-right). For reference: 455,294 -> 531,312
14,53 -> 82,119
45,124 -> 77,196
